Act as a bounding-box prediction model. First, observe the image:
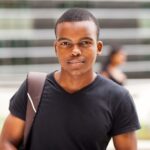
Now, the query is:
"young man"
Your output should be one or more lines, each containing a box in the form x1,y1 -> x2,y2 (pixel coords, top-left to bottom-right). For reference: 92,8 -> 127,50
0,8 -> 140,150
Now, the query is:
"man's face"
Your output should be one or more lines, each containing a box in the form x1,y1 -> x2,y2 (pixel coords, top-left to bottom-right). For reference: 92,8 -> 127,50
55,21 -> 102,76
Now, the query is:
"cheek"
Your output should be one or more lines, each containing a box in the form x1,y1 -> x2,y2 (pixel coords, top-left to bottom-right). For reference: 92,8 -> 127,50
84,48 -> 97,62
56,51 -> 70,66
56,51 -> 64,62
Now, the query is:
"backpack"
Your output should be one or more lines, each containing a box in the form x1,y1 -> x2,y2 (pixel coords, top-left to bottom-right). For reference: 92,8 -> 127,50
21,72 -> 47,149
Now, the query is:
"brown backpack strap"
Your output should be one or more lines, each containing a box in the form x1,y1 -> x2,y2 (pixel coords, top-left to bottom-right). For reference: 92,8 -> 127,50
23,72 -> 47,148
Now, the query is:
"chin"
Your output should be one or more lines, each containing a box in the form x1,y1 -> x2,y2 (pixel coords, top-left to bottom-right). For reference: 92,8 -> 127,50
62,65 -> 91,76
69,70 -> 83,76
64,68 -> 86,76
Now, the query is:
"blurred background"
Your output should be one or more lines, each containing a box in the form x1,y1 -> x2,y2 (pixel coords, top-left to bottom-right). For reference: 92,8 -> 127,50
0,0 -> 150,149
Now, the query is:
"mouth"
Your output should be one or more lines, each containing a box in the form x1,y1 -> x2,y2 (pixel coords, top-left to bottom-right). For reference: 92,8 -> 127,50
67,59 -> 85,64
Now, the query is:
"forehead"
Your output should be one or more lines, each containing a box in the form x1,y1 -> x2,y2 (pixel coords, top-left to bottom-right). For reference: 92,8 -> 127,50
55,21 -> 97,40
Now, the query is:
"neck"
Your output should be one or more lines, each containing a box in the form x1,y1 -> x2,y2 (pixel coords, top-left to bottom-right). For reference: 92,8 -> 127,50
54,70 -> 97,93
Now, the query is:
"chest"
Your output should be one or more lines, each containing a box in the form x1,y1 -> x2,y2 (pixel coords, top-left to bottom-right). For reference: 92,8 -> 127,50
32,91 -> 113,143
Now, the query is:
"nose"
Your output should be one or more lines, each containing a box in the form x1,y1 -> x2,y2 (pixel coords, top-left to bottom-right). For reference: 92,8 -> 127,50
71,45 -> 81,56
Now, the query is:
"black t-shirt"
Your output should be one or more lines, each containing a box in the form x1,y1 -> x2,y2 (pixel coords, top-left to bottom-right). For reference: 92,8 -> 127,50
9,72 -> 140,150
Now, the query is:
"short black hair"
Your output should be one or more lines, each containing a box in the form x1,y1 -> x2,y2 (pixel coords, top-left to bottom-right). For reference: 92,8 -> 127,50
55,8 -> 100,39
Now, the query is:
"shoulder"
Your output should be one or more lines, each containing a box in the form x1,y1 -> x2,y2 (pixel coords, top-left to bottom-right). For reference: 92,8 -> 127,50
96,74 -> 133,108
97,74 -> 128,96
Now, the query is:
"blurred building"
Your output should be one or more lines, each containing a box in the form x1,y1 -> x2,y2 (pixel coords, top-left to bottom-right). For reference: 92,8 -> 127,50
0,0 -> 150,79
0,1 -> 150,149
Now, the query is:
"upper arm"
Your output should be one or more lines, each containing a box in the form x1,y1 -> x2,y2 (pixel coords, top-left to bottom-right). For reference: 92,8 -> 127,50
113,131 -> 137,150
0,113 -> 25,148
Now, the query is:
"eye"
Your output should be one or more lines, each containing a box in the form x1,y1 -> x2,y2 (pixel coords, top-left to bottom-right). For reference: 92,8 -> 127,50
79,40 -> 92,48
59,41 -> 72,48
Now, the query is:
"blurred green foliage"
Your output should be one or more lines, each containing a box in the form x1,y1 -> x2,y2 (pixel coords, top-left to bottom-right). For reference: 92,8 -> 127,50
137,123 -> 150,140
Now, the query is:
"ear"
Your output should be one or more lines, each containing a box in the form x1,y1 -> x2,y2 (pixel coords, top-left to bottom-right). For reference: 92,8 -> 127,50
97,41 -> 103,55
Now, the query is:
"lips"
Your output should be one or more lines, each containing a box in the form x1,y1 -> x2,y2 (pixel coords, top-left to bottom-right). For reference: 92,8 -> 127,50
67,59 -> 85,64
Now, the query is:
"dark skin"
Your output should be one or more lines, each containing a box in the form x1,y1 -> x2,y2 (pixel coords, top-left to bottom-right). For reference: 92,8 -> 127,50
54,21 -> 102,93
0,114 -> 24,150
0,21 -> 137,150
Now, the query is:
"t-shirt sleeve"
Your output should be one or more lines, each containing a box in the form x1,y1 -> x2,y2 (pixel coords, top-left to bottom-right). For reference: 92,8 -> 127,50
110,90 -> 141,136
9,79 -> 27,120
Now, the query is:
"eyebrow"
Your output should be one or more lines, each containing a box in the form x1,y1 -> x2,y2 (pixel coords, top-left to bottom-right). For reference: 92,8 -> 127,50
57,37 -> 94,42
57,37 -> 72,42
80,37 -> 93,41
